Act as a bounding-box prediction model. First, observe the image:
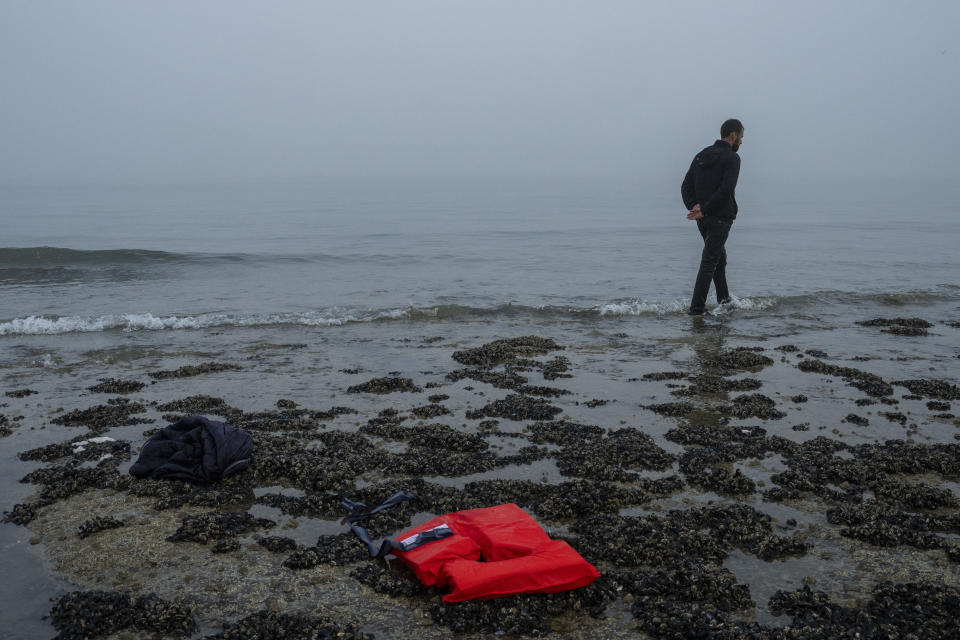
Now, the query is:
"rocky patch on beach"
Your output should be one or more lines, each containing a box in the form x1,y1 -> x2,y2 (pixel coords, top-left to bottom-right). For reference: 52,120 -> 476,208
148,362 -> 243,380
87,377 -> 147,394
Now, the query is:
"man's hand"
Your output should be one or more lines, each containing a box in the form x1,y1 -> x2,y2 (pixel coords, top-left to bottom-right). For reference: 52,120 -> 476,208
686,204 -> 703,220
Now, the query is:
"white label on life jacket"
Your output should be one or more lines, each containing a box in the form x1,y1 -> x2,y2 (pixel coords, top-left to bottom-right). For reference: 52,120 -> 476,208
399,524 -> 451,549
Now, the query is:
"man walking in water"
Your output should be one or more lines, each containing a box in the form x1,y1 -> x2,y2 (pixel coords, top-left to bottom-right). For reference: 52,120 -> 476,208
681,118 -> 744,315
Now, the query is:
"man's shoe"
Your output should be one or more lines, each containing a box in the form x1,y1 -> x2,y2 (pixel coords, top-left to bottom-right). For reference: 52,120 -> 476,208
717,297 -> 733,306
688,307 -> 705,316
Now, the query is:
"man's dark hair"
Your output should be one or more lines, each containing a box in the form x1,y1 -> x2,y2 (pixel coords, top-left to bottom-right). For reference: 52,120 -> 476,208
721,118 -> 743,138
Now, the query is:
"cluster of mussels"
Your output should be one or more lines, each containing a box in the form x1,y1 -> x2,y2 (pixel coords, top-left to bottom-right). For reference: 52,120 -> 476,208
7,332 -> 960,638
49,591 -> 369,640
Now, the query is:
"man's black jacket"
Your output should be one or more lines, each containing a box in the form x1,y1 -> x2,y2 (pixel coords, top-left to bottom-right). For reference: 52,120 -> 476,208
681,140 -> 740,220
129,416 -> 252,483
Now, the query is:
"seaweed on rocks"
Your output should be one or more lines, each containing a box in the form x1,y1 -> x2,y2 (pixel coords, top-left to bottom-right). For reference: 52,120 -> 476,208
791,394 -> 808,402
827,499 -> 960,553
49,590 -> 196,640
154,395 -> 240,421
87,378 -> 146,394
246,431 -> 387,493
428,577 -> 616,635
19,436 -> 130,463
21,463 -> 125,505
229,406 -> 326,433
257,535 -> 299,553
465,394 -> 562,421
148,362 -> 242,380
843,413 -> 869,426
880,411 -> 908,425
927,400 -> 951,411
428,394 -> 449,403
851,440 -> 960,476
646,401 -> 696,417
541,355 -> 572,380
884,325 -> 929,336
673,374 -> 763,397
687,467 -> 757,496
570,503 -> 808,568
720,393 -> 786,420
5,388 -> 37,398
211,539 -> 241,553
585,398 -> 608,408
312,405 -> 358,421
126,476 -> 252,511
349,562 -> 428,597
78,516 -> 124,539
797,359 -> 893,397
526,420 -> 605,446
51,398 -> 152,433
893,378 -> 960,400
768,581 -> 960,640
203,611 -> 368,640
642,371 -> 688,381
872,479 -> 958,509
709,348 -> 774,371
253,493 -> 344,519
167,512 -> 276,544
624,561 -> 754,612
406,423 -> 488,452
452,336 -> 563,367
858,317 -> 933,328
409,403 -> 452,419
776,344 -> 800,352
2,502 -> 38,525
382,448 -> 501,477
347,377 -> 422,394
554,428 -> 676,481
282,533 -> 368,569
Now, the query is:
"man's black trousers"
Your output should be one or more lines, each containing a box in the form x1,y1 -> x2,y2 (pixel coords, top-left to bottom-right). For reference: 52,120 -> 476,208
690,217 -> 732,313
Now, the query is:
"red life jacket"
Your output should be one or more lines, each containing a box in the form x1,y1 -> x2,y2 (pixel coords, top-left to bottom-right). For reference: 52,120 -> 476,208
391,503 -> 601,602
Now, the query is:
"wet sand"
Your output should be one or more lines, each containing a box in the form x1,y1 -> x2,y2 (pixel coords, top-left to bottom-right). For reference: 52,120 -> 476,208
2,314 -> 960,639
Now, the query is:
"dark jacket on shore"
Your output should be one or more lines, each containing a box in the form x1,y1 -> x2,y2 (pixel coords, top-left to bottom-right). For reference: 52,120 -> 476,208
681,140 -> 741,220
129,416 -> 252,484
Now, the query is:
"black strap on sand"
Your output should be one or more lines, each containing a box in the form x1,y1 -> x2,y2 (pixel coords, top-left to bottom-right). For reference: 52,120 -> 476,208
341,490 -> 420,559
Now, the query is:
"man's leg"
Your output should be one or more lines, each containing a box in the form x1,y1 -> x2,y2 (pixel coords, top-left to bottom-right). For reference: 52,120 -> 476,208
713,245 -> 730,304
690,219 -> 732,314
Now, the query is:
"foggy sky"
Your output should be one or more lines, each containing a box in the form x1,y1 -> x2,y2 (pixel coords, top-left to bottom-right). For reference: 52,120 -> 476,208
1,1 -> 957,186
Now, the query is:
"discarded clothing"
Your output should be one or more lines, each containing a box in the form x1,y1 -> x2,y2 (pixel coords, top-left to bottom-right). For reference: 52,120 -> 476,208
129,415 -> 252,483
343,494 -> 600,602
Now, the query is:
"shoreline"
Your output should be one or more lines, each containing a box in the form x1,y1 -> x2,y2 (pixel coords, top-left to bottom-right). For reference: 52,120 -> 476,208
2,314 -> 960,638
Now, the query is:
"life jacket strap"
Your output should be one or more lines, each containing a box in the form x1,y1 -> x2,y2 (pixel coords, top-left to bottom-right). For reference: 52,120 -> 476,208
340,489 -> 419,559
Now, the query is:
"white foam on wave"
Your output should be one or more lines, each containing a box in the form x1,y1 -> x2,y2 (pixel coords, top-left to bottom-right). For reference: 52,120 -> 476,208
0,308 -> 419,336
596,299 -> 689,316
597,295 -> 777,317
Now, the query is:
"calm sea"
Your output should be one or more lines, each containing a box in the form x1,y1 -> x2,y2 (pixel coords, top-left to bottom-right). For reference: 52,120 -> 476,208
2,178 -> 957,333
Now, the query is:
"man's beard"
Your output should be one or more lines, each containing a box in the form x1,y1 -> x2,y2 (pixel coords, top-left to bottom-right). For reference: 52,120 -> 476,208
732,139 -> 741,152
